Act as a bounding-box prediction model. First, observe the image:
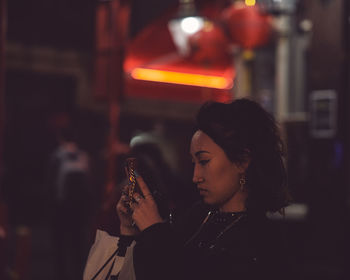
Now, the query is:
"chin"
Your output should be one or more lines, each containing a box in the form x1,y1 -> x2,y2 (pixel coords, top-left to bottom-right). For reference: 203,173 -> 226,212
202,196 -> 228,210
202,196 -> 217,206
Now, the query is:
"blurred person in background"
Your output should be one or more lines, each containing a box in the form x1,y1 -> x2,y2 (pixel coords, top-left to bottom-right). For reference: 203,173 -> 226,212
116,98 -> 291,280
47,127 -> 92,280
95,128 -> 187,238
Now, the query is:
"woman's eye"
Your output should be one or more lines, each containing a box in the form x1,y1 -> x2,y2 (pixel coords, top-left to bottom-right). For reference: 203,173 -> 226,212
199,160 -> 210,166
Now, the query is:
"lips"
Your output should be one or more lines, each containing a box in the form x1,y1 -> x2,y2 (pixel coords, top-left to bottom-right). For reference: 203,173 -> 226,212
198,188 -> 209,195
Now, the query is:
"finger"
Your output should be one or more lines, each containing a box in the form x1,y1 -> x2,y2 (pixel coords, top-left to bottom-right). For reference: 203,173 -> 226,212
133,193 -> 143,203
116,200 -> 129,213
121,185 -> 130,194
117,195 -> 129,207
119,195 -> 130,207
120,194 -> 128,201
135,176 -> 153,199
129,201 -> 137,212
144,193 -> 153,199
119,205 -> 130,215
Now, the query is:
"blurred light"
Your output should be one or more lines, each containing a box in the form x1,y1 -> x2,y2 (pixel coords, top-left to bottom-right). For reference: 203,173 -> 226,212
168,17 -> 205,56
168,0 -> 205,56
267,203 -> 308,221
245,0 -> 256,6
258,0 -> 299,14
180,17 -> 204,34
131,68 -> 233,89
299,19 -> 313,32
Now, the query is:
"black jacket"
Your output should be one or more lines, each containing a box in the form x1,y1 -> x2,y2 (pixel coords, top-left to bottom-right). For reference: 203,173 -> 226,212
133,202 -> 287,280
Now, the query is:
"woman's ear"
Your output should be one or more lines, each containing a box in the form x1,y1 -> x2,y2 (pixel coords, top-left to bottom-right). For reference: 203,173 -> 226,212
237,160 -> 250,173
237,149 -> 251,172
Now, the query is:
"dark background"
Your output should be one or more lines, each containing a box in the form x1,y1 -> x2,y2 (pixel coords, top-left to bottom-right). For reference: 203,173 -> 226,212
1,0 -> 350,279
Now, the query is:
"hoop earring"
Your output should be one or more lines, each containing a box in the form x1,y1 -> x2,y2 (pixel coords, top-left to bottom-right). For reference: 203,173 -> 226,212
239,174 -> 246,191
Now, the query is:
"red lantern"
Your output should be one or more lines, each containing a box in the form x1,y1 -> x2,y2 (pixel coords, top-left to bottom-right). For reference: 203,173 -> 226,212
188,21 -> 231,64
222,3 -> 272,49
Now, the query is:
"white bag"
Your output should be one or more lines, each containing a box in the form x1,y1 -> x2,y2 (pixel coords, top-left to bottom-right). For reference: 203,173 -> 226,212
83,229 -> 136,280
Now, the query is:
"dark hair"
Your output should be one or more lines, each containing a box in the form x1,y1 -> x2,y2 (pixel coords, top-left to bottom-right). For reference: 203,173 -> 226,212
195,98 -> 290,213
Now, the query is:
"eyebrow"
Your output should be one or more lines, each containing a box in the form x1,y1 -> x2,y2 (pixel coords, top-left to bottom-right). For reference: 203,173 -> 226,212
194,151 -> 210,157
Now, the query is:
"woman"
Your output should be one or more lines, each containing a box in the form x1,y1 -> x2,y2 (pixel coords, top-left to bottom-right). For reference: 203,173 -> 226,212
116,98 -> 290,280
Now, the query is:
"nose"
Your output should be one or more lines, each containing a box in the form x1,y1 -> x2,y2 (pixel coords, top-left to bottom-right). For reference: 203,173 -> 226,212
192,164 -> 204,184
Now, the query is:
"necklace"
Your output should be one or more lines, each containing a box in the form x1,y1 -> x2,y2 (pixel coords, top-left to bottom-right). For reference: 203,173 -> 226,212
185,210 -> 247,249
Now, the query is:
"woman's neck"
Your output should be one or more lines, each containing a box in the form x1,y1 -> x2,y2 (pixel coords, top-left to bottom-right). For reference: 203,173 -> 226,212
219,191 -> 247,213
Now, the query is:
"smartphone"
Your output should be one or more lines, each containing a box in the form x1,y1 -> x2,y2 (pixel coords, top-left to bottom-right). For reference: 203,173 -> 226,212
125,157 -> 140,207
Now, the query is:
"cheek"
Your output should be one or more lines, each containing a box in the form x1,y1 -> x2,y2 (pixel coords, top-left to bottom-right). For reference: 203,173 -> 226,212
204,165 -> 239,204
211,164 -> 239,190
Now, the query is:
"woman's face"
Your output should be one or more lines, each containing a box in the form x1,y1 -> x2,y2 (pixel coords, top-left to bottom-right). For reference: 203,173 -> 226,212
190,130 -> 247,212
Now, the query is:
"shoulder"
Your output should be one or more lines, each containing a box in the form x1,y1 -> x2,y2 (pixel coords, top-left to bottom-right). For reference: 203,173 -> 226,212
242,213 -> 284,251
220,215 -> 287,280
245,214 -> 289,279
220,213 -> 283,257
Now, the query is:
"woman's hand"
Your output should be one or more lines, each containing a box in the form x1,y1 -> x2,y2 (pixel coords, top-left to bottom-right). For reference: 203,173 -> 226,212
130,176 -> 164,231
116,188 -> 139,236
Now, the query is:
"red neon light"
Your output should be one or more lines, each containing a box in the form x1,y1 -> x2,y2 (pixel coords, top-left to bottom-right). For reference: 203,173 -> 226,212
131,68 -> 233,89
